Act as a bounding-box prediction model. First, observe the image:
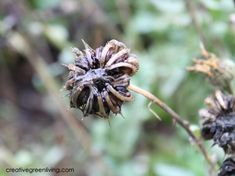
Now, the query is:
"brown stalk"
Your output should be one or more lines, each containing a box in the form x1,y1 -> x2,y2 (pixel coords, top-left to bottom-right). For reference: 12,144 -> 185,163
184,0 -> 206,44
128,84 -> 216,174
8,33 -> 91,151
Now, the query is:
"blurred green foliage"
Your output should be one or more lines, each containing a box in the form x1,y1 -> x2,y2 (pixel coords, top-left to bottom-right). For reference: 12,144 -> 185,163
0,0 -> 235,175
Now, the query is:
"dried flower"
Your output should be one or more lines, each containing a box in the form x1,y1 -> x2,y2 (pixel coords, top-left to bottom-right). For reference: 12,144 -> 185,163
64,39 -> 139,118
218,157 -> 235,176
199,90 -> 235,153
187,45 -> 234,92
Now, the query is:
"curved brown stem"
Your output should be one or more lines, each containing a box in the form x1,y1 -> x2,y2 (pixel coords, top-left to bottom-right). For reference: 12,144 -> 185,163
128,84 -> 216,173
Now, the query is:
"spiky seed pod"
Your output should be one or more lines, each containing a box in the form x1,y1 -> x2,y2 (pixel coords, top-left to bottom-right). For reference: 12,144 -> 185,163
199,90 -> 235,153
64,39 -> 139,118
218,157 -> 235,176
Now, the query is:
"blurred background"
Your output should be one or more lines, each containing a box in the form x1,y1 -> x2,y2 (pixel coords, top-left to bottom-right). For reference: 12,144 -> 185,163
0,0 -> 235,175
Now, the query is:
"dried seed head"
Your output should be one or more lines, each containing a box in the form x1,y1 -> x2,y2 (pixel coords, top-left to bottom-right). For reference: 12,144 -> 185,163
64,39 -> 139,118
187,46 -> 234,91
199,90 -> 235,153
218,157 -> 235,176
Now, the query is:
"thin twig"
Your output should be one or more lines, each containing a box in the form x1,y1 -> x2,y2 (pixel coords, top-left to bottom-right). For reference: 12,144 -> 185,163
128,84 -> 216,173
184,0 -> 206,44
29,56 -> 92,150
148,101 -> 161,120
8,32 -> 91,151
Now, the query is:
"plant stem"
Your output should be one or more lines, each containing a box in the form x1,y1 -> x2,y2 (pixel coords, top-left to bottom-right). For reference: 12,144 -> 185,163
128,84 -> 216,173
184,0 -> 206,44
8,32 -> 92,151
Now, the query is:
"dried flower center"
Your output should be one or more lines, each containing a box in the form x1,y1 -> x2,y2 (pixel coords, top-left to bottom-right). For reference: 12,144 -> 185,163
80,68 -> 108,91
85,68 -> 107,81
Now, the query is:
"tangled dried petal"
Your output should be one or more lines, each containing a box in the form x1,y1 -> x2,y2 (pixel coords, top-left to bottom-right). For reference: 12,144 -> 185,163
187,46 -> 234,91
64,39 -> 139,118
199,90 -> 235,153
218,157 -> 235,176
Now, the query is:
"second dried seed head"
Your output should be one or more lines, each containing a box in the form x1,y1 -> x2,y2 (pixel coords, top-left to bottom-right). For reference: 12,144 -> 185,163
199,90 -> 235,154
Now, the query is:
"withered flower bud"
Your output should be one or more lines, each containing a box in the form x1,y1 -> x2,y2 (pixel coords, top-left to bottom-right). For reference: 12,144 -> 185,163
199,90 -> 235,153
64,40 -> 139,118
218,157 -> 235,176
187,46 -> 234,92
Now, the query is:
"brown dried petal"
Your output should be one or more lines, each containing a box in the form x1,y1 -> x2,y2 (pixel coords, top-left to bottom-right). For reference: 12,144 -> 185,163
187,47 -> 234,91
